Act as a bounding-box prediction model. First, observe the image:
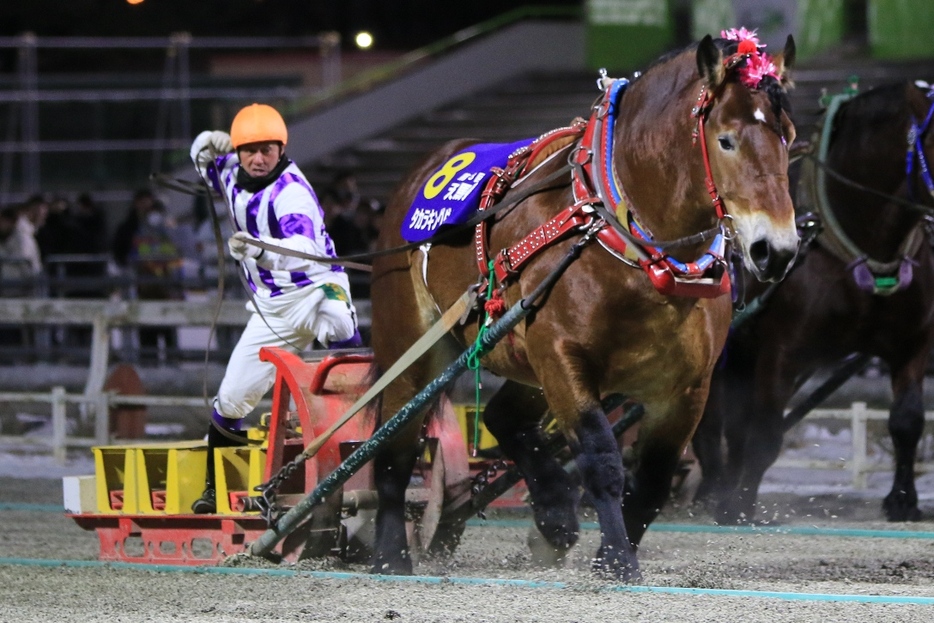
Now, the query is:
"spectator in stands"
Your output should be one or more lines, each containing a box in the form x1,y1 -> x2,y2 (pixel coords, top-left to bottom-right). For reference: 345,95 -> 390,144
322,186 -> 369,256
188,102 -> 360,514
112,189 -> 150,267
167,196 -> 199,277
194,202 -> 234,280
57,193 -> 110,351
0,204 -> 43,352
71,193 -> 108,258
0,204 -> 42,292
8,201 -> 44,278
361,197 -> 385,252
112,189 -> 183,362
37,196 -> 72,265
0,205 -> 42,277
45,193 -> 109,290
322,171 -> 370,255
323,171 -> 383,298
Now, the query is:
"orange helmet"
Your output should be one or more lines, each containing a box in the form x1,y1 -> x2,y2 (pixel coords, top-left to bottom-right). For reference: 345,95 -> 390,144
230,103 -> 288,149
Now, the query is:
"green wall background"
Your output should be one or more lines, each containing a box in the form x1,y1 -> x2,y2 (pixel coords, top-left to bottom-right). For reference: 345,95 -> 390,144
869,0 -> 934,59
586,0 -> 934,70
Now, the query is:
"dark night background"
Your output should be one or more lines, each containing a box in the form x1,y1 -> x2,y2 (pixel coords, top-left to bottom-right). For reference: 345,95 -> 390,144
0,1 -> 586,194
0,1 -> 583,71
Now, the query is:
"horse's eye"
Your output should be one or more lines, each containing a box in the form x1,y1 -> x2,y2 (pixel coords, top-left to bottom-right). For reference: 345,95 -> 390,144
718,136 -> 735,151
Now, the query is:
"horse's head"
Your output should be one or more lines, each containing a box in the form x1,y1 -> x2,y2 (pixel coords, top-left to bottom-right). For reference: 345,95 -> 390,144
695,34 -> 799,282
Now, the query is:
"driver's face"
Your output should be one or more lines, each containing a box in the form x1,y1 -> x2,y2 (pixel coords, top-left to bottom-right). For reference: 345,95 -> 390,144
238,141 -> 283,177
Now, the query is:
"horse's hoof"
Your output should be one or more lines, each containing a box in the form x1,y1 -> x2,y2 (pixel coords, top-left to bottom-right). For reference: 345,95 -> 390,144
527,525 -> 572,568
883,492 -> 921,522
893,509 -> 923,522
592,546 -> 641,584
532,508 -> 580,550
370,558 -> 413,576
714,501 -> 756,525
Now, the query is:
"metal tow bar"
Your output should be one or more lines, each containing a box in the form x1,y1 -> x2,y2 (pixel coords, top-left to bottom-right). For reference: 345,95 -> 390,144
247,236 -> 590,559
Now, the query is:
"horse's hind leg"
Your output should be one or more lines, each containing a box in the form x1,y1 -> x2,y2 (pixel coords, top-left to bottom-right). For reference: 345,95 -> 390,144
624,391 -> 709,545
482,381 -> 581,563
369,246 -> 461,574
883,359 -> 926,522
371,415 -> 421,574
370,335 -> 462,574
691,364 -> 727,506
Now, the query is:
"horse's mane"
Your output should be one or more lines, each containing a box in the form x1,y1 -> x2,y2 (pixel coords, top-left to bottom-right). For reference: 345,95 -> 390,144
835,82 -> 907,129
829,82 -> 909,155
641,38 -> 791,122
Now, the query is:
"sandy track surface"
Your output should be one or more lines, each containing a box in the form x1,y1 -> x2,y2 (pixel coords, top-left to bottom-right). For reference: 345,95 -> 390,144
3,478 -> 934,623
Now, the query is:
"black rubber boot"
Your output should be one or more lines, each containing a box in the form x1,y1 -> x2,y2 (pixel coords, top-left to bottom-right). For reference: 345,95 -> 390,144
192,423 -> 248,514
191,488 -> 216,515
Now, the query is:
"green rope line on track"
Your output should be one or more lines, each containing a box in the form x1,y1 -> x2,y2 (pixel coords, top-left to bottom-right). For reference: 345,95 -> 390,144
1,557 -> 933,604
8,503 -> 934,540
466,517 -> 934,540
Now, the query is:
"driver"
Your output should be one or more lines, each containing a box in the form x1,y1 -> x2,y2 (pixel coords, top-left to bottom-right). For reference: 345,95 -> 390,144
188,103 -> 360,514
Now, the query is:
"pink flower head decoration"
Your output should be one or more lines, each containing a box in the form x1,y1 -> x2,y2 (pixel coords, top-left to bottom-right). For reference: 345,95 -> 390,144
720,27 -> 780,89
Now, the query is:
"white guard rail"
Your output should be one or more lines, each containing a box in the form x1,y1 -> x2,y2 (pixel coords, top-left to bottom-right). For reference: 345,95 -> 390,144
0,389 -> 258,464
772,401 -> 934,489
0,297 -> 272,462
3,376 -> 932,489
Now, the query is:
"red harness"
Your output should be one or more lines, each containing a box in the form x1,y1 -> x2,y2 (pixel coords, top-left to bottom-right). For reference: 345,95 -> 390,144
474,76 -> 733,300
474,121 -> 591,284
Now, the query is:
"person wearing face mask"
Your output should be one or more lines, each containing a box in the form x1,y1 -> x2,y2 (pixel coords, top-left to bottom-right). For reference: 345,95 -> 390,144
112,189 -> 183,361
188,103 -> 360,514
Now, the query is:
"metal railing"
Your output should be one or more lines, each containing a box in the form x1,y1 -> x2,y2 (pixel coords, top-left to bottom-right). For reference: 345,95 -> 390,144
0,387 -> 273,464
0,32 -> 342,201
0,297 -> 252,463
0,253 -> 245,363
0,292 -> 376,463
773,402 -> 934,489
2,372 -> 930,483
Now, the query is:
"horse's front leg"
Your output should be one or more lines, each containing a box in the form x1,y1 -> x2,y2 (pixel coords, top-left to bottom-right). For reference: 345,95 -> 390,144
691,363 -> 727,507
883,358 -> 926,522
717,362 -> 797,524
537,362 -> 638,581
572,403 -> 639,581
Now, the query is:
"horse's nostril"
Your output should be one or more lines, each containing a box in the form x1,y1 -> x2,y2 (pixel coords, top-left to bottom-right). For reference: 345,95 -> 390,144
749,239 -> 796,281
749,239 -> 771,272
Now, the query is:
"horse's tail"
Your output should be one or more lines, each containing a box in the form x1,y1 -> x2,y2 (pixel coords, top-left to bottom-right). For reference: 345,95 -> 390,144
362,362 -> 383,434
363,361 -> 444,437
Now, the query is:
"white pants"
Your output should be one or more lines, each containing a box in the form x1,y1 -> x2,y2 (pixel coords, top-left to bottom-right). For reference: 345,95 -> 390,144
214,280 -> 349,420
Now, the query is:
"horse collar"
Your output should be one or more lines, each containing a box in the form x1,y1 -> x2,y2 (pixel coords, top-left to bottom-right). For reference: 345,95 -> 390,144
572,76 -> 731,298
472,72 -> 732,301
813,91 -> 927,296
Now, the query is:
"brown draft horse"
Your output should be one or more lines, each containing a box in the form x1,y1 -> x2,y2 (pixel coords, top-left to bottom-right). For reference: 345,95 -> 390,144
369,34 -> 798,581
692,80 -> 934,524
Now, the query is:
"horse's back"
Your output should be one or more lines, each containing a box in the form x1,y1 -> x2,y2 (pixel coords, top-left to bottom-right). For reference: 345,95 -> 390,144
370,138 -> 481,373
377,138 -> 483,252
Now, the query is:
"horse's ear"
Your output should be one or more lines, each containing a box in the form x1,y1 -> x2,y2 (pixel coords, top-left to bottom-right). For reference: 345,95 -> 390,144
696,34 -> 725,88
906,80 -> 933,116
772,35 -> 796,86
